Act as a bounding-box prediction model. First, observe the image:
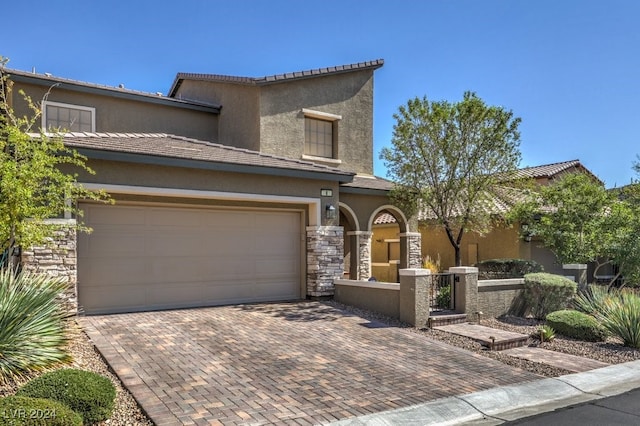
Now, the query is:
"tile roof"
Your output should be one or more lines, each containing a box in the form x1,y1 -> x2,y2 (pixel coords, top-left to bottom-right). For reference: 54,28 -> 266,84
169,59 -> 384,96
373,212 -> 397,225
340,175 -> 395,191
48,132 -> 354,180
509,159 -> 601,183
4,68 -> 220,112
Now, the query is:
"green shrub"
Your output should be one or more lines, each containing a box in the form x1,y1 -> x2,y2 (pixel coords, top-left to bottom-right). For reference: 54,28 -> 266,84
435,285 -> 451,308
477,258 -> 543,280
546,310 -> 608,342
0,395 -> 82,426
17,369 -> 115,424
0,270 -> 71,384
523,273 -> 577,319
596,290 -> 640,348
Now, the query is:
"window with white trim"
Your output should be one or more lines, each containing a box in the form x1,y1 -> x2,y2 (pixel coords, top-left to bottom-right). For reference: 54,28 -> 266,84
302,109 -> 341,160
43,101 -> 95,132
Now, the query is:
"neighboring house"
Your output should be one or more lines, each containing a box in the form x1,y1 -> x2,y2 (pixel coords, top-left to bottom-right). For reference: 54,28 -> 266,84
372,160 -> 602,277
4,60 -> 421,314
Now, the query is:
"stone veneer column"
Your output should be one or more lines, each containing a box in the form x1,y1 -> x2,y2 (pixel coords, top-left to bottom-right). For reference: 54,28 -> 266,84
399,232 -> 422,270
306,226 -> 344,297
21,219 -> 78,313
346,231 -> 372,280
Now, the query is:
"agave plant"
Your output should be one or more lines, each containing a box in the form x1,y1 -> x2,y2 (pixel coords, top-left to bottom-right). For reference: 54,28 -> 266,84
0,269 -> 71,383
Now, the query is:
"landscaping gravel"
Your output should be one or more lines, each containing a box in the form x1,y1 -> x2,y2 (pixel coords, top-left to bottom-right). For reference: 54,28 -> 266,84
327,301 -> 640,378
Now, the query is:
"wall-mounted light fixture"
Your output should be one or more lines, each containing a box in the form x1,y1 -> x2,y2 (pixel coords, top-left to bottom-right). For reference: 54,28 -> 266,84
321,189 -> 333,197
325,204 -> 337,220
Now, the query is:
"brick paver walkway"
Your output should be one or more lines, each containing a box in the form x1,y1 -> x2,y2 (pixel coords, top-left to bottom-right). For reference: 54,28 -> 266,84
503,346 -> 610,373
80,302 -> 540,425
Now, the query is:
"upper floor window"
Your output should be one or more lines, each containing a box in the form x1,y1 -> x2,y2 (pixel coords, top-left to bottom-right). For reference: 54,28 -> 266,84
302,109 -> 341,160
43,101 -> 95,132
305,118 -> 333,158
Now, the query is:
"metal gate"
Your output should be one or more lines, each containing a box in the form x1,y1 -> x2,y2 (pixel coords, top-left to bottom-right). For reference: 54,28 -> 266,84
429,273 -> 455,312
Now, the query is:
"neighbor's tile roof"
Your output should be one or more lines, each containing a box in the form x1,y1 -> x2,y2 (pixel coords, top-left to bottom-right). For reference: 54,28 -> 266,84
373,212 -> 397,225
169,59 -> 384,96
52,132 -> 354,179
509,159 -> 601,183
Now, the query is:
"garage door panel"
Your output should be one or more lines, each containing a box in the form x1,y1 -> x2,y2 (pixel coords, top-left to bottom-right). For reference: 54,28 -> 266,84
79,257 -> 148,287
79,286 -> 147,313
78,203 -> 302,314
81,233 -> 147,257
148,208 -> 204,227
86,205 -> 146,226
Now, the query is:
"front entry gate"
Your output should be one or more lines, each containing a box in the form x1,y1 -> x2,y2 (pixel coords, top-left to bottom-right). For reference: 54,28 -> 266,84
429,273 -> 455,313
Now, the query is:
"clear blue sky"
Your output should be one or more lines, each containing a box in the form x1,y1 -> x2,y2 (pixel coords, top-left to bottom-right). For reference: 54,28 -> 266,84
4,0 -> 639,188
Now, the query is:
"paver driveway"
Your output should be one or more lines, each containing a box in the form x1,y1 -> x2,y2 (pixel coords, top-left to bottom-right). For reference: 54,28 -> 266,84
80,302 -> 540,425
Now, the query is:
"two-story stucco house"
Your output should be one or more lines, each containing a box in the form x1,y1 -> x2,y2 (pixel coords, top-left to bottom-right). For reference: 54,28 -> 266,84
4,60 -> 422,314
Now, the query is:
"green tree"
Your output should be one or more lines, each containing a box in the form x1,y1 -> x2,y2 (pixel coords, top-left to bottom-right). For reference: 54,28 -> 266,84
381,91 -> 522,266
512,171 -> 640,287
0,56 -> 109,268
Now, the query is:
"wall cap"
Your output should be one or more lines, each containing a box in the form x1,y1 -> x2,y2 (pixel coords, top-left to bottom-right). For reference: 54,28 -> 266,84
562,263 -> 588,270
449,266 -> 479,274
399,268 -> 431,277
334,279 -> 399,291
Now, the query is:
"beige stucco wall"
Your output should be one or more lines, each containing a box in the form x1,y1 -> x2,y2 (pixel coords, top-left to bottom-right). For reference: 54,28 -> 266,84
10,82 -> 218,141
259,70 -> 375,174
419,223 -> 526,270
173,80 -> 260,151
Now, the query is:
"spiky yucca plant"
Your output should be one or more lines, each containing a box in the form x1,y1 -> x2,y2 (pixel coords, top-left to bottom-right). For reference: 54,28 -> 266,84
574,284 -> 615,317
0,269 -> 71,383
598,290 -> 640,349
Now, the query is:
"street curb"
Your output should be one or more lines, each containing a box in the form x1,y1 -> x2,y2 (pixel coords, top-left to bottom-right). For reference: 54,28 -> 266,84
327,360 -> 640,425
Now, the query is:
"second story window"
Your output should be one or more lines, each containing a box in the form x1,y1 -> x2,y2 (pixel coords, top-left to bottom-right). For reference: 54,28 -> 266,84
302,108 -> 341,160
305,117 -> 333,158
43,101 -> 95,132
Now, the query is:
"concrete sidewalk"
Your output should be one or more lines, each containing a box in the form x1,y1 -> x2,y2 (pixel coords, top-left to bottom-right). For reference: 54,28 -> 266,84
328,359 -> 640,425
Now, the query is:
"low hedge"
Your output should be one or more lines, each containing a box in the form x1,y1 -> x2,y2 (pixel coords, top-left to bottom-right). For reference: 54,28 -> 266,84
476,258 -> 543,280
546,310 -> 608,342
0,395 -> 82,426
17,369 -> 115,424
523,273 -> 577,319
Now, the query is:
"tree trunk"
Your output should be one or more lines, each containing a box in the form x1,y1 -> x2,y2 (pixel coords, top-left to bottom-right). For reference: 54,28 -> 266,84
454,246 -> 462,266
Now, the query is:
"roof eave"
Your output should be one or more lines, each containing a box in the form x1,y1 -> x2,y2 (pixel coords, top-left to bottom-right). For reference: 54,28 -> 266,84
73,148 -> 355,183
7,71 -> 221,114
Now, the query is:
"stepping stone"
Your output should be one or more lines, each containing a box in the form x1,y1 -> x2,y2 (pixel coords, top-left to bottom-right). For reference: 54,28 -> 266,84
502,346 -> 610,373
434,323 -> 529,350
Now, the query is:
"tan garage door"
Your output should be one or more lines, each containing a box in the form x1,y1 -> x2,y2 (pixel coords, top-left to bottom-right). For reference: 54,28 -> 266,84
78,203 -> 302,314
